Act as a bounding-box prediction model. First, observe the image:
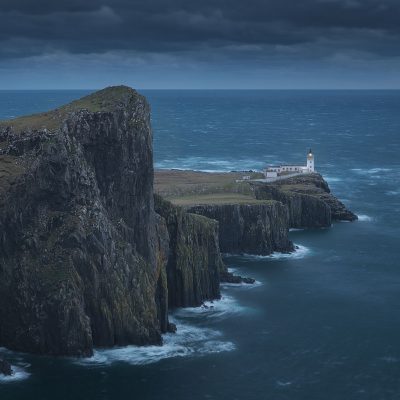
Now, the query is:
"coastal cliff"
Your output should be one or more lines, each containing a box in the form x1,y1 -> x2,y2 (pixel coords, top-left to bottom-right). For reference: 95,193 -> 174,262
0,87 -> 163,356
187,202 -> 293,255
0,87 -> 356,359
0,86 -> 233,357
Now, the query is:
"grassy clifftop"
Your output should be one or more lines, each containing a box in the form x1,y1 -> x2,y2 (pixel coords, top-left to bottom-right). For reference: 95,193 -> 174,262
154,169 -> 265,206
0,86 -> 140,132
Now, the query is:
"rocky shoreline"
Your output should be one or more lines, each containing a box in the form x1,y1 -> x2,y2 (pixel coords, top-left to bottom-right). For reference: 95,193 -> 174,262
0,86 -> 356,364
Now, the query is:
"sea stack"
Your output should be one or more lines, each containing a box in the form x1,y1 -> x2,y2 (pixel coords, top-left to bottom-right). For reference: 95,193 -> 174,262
0,358 -> 12,376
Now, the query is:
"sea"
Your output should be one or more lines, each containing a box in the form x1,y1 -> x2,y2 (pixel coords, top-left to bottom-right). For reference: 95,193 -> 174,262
0,90 -> 400,400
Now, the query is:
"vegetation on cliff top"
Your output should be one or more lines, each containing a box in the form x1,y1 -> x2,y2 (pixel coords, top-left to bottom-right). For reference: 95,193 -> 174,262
154,169 -> 266,206
170,193 -> 272,206
0,86 -> 140,132
155,169 -> 357,221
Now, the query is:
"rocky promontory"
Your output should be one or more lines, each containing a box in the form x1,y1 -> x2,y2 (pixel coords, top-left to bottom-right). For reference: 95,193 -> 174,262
154,169 -> 357,255
0,86 -> 355,358
253,173 -> 357,227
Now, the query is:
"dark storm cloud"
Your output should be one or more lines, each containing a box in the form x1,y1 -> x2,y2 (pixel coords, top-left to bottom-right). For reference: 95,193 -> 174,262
1,0 -> 400,60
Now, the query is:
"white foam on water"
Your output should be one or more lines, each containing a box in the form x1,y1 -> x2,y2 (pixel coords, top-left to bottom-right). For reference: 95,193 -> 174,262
75,318 -> 235,367
324,176 -> 343,183
197,341 -> 236,354
351,167 -> 392,175
289,228 -> 304,232
357,214 -> 373,222
276,380 -> 293,387
239,244 -> 311,261
220,280 -> 262,289
0,365 -> 30,384
268,244 -> 311,260
155,157 -> 264,173
0,348 -> 31,384
173,293 -> 247,319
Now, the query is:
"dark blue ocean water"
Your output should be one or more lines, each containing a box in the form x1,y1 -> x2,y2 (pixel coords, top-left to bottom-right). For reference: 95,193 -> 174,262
1,90 -> 400,400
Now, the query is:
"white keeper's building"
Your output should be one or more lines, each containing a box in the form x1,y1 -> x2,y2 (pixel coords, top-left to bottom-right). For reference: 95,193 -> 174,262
265,149 -> 315,178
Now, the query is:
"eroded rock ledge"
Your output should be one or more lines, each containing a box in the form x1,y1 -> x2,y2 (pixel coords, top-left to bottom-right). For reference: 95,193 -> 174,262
253,174 -> 357,227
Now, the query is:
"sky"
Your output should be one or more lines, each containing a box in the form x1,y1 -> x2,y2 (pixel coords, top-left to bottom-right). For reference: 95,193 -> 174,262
1,0 -> 400,89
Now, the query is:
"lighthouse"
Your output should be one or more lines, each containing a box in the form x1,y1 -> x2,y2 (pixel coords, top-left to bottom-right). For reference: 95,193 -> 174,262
264,148 -> 316,179
307,149 -> 315,172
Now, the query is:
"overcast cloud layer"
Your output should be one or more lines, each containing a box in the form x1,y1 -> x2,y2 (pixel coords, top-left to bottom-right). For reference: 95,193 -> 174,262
0,0 -> 399,88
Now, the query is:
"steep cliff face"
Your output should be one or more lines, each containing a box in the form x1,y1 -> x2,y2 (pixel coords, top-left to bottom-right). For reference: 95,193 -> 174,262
254,173 -> 357,228
187,202 -> 293,255
154,195 -> 224,308
254,184 -> 332,228
0,87 -> 164,356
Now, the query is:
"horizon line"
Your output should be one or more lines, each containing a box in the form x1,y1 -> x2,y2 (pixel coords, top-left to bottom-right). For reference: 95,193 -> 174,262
1,88 -> 400,91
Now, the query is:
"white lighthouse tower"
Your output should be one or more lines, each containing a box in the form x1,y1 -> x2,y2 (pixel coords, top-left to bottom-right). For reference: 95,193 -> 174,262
307,148 -> 315,172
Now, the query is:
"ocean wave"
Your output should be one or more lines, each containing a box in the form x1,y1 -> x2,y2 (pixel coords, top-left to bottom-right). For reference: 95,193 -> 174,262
75,319 -> 235,367
0,365 -> 30,384
154,157 -> 265,172
357,214 -> 373,222
0,348 -> 31,384
276,380 -> 293,387
197,341 -> 235,354
173,293 -> 247,319
351,168 -> 392,175
233,244 -> 311,261
220,280 -> 262,289
266,244 -> 311,260
324,176 -> 343,183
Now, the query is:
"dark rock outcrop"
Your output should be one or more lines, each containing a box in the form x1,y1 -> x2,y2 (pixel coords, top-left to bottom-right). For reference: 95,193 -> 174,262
187,202 -> 293,255
220,271 -> 255,284
0,358 -> 12,376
